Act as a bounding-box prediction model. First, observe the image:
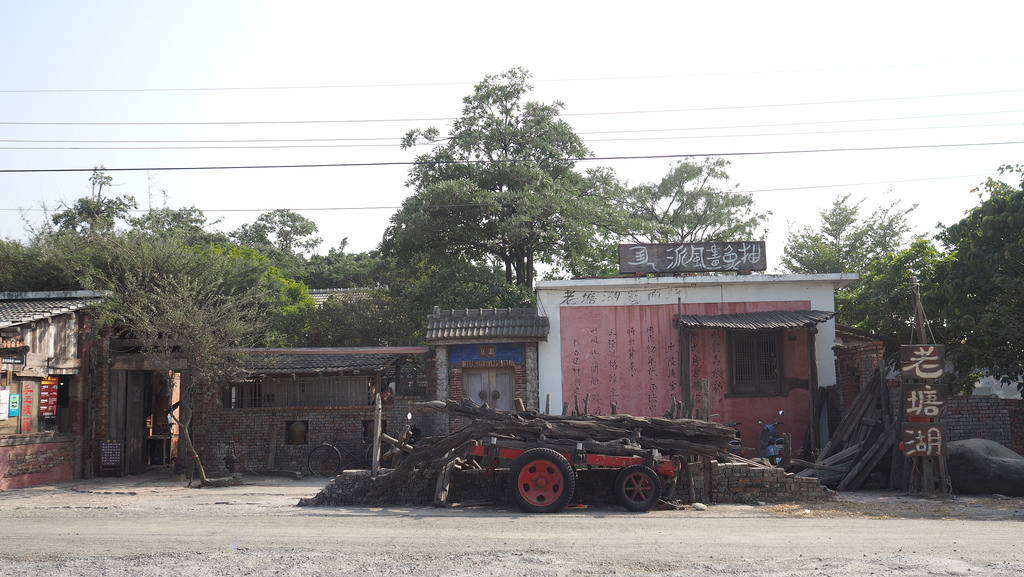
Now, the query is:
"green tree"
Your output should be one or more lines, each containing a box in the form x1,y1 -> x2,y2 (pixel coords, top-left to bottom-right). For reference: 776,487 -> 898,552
836,237 -> 945,362
935,165 -> 1024,393
231,209 -> 322,278
781,193 -> 915,274
50,167 -> 138,236
383,67 -> 622,287
300,240 -> 384,289
87,235 -> 280,485
129,205 -> 228,246
623,157 -> 767,244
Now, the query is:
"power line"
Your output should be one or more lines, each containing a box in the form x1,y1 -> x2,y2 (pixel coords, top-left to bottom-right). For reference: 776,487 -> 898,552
3,89 -> 1023,127
0,173 -> 989,214
2,120 -> 1020,151
2,140 -> 1022,174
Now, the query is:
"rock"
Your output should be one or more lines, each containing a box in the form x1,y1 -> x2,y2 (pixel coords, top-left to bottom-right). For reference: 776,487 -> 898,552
692,502 -> 708,511
946,439 -> 1024,496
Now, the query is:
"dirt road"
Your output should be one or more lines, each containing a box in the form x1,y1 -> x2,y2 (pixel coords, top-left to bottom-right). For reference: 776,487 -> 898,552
1,470 -> 1022,576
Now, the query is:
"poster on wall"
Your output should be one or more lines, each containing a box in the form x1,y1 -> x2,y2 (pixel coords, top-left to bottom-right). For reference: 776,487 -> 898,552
0,388 -> 8,420
9,393 -> 19,417
40,376 -> 58,417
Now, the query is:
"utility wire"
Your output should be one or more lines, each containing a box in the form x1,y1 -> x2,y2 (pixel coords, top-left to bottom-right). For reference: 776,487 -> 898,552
3,89 -> 1023,127
0,173 -> 988,214
2,140 -> 1022,174
2,120 -> 1020,151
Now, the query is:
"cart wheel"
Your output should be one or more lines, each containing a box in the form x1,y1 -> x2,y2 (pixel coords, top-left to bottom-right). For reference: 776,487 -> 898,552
614,465 -> 662,512
306,444 -> 342,477
508,448 -> 575,513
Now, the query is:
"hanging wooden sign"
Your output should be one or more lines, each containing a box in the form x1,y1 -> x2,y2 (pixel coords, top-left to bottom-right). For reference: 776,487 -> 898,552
900,344 -> 945,379
901,423 -> 946,457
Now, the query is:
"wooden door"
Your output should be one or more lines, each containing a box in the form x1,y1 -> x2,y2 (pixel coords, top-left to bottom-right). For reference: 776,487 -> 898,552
463,368 -> 513,411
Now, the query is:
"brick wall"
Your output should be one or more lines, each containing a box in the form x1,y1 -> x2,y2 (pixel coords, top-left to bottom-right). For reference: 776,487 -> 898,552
0,436 -> 75,490
194,397 -> 425,475
943,395 -> 1013,448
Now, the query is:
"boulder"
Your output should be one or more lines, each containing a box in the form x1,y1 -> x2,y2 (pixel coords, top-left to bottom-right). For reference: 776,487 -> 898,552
946,439 -> 1024,496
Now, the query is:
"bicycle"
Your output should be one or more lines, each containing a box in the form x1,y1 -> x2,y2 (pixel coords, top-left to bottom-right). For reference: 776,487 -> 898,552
306,441 -> 371,477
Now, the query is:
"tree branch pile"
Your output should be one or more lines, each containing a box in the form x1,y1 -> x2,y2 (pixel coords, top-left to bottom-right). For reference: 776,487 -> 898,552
366,398 -> 738,499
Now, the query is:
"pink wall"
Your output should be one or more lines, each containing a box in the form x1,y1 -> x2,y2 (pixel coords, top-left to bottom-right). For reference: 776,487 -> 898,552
559,301 -> 814,454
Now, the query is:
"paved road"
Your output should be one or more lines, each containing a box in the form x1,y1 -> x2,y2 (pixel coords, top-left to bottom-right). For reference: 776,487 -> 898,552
1,471 -> 1022,576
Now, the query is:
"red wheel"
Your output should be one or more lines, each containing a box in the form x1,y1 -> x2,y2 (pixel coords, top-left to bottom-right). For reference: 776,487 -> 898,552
508,448 -> 575,513
615,465 -> 662,512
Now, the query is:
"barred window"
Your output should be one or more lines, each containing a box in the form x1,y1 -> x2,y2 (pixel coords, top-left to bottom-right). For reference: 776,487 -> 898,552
729,330 -> 783,396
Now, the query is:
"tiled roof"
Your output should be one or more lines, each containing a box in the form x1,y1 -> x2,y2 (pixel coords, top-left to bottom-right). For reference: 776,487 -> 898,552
674,310 -> 836,330
232,346 -> 429,374
426,307 -> 549,342
0,291 -> 100,329
308,288 -> 369,306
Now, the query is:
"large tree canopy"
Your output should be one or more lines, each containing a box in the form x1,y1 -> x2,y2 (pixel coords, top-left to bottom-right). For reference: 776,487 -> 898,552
935,165 -> 1024,391
623,157 -> 767,244
382,68 -> 623,287
781,193 -> 915,274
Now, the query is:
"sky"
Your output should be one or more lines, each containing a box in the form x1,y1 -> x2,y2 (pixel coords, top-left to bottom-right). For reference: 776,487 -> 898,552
2,1 -> 1023,273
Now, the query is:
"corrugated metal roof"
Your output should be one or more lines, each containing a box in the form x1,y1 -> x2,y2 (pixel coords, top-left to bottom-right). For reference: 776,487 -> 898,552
232,347 -> 429,374
674,310 -> 837,330
0,292 -> 99,329
427,307 -> 549,342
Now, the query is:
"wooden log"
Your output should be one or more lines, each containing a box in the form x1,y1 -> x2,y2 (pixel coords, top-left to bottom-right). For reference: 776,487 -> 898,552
514,398 -> 526,412
791,458 -> 849,474
433,449 -> 456,506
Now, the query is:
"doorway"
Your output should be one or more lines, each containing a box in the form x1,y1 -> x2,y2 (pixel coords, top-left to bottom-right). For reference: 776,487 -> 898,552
463,367 -> 514,411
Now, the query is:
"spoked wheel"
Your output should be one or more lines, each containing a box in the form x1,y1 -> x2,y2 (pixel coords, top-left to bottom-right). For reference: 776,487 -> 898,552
614,465 -> 662,512
306,444 -> 342,477
508,448 -> 575,513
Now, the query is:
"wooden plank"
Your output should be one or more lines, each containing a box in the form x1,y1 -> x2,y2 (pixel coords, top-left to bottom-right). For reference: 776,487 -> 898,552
433,449 -> 457,506
837,421 -> 896,491
266,424 -> 279,469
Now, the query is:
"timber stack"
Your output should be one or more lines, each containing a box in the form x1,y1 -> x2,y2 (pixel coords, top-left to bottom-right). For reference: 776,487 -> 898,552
794,368 -> 897,490
366,398 -> 738,499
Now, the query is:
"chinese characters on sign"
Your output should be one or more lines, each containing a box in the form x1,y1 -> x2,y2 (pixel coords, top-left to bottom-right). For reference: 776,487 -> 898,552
40,376 -> 58,418
900,344 -> 945,379
901,423 -> 946,457
618,242 -> 767,274
904,383 -> 948,419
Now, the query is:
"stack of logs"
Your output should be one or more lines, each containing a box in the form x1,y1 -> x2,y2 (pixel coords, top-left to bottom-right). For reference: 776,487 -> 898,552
367,398 -> 738,501
794,368 -> 896,490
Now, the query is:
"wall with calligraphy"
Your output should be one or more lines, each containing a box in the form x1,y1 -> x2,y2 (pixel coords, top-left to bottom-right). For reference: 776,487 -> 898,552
558,301 -> 814,449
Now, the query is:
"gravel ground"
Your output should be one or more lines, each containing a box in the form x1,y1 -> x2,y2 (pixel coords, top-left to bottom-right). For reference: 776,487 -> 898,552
1,469 -> 1023,576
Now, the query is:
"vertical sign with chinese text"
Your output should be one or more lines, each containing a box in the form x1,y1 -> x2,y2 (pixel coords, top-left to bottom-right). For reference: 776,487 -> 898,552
900,345 -> 945,379
902,423 -> 946,457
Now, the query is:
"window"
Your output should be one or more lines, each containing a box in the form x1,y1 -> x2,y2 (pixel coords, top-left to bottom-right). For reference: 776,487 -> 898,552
729,330 -> 783,396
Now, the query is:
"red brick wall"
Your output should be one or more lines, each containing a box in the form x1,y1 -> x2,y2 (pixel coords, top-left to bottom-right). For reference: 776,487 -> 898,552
0,438 -> 75,490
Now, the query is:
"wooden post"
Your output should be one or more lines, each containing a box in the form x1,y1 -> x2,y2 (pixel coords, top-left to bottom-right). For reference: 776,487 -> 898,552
545,394 -> 551,415
807,325 -> 821,453
679,323 -> 692,419
610,401 -> 618,415
371,393 -> 382,477
583,393 -> 590,416
266,424 -> 279,469
514,398 -> 526,412
703,456 -> 713,503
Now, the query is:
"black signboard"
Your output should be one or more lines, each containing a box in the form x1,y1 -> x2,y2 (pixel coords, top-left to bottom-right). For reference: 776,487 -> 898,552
618,242 -> 767,274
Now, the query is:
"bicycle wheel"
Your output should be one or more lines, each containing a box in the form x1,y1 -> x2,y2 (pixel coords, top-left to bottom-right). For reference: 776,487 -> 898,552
306,444 -> 342,477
